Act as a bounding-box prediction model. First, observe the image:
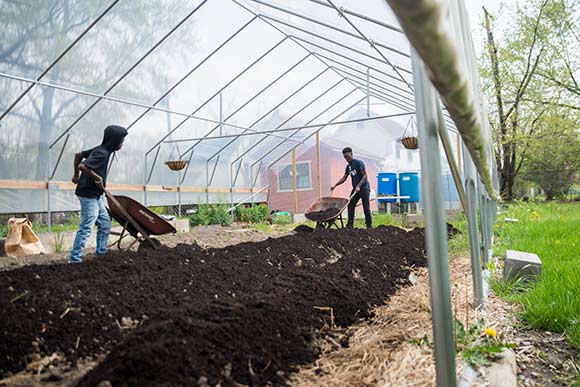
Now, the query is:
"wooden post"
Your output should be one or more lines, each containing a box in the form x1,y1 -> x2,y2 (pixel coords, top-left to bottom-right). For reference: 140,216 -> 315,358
316,131 -> 322,199
292,149 -> 298,213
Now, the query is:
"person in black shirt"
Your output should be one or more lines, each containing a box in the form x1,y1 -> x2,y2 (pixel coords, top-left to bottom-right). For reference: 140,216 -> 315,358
69,125 -> 128,263
330,147 -> 372,228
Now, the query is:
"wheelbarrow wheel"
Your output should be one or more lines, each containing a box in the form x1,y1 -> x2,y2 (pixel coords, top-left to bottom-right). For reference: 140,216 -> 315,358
138,238 -> 161,252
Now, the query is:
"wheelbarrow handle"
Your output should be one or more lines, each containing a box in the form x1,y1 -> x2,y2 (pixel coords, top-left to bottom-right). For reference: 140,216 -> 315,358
103,190 -> 159,250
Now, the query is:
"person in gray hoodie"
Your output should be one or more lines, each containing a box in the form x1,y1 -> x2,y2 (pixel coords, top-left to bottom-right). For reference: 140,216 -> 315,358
69,125 -> 128,263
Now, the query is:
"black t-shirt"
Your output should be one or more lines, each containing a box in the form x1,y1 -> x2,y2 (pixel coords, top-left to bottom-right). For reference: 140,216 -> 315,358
74,145 -> 113,198
345,159 -> 370,189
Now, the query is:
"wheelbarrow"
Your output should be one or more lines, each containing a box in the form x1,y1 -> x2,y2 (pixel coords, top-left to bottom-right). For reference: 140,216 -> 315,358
304,194 -> 354,229
104,190 -> 176,251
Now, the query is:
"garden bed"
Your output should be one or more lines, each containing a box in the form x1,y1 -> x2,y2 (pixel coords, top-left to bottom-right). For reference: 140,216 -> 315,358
0,226 -> 426,386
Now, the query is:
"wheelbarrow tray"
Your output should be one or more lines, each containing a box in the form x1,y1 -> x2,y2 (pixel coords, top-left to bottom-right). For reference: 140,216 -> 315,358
305,196 -> 349,222
106,194 -> 176,250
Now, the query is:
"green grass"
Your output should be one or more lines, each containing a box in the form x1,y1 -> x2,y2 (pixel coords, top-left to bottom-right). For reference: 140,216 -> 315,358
493,201 -> 580,351
448,212 -> 470,255
353,212 -> 400,228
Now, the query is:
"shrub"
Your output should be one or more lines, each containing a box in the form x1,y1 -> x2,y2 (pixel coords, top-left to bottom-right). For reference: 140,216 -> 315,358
273,214 -> 291,225
189,202 -> 232,226
236,204 -> 270,223
0,224 -> 8,238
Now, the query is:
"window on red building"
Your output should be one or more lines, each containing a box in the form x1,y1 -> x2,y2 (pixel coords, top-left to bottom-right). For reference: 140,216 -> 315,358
278,162 -> 311,191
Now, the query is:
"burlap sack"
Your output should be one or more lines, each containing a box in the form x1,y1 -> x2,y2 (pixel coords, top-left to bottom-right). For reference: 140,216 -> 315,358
5,218 -> 45,257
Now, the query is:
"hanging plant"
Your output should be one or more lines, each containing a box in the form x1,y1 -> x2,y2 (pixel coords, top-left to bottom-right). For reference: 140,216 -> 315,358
400,116 -> 418,150
165,143 -> 188,171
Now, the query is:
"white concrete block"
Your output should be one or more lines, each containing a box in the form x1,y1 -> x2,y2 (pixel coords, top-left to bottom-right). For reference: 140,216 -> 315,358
503,249 -> 542,280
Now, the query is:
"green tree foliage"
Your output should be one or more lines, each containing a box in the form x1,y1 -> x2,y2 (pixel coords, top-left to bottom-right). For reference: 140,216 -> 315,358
481,0 -> 580,200
523,111 -> 580,200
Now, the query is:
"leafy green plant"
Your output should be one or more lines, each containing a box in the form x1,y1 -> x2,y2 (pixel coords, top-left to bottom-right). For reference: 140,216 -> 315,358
0,224 -> 8,238
273,214 -> 291,225
250,223 -> 272,233
236,205 -> 270,223
455,319 -> 516,368
487,261 -> 532,299
189,202 -> 232,226
149,206 -> 166,215
53,233 -> 65,253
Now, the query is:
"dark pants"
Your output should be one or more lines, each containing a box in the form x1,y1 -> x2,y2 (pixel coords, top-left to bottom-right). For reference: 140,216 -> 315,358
347,187 -> 372,228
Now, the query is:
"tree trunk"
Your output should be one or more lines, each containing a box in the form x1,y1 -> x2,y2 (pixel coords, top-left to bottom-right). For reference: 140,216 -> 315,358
35,0 -> 68,181
35,86 -> 56,181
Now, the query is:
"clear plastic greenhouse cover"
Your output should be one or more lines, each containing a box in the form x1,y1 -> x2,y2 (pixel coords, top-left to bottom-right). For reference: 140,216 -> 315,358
0,0 -> 463,214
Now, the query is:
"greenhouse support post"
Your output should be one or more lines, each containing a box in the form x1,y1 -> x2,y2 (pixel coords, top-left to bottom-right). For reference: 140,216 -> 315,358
412,50 -> 456,387
292,149 -> 298,214
463,147 -> 485,309
435,105 -> 468,213
47,147 -> 52,233
316,131 -> 322,198
143,154 -> 147,206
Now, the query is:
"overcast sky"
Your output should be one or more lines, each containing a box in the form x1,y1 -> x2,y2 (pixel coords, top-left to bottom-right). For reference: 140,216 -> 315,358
464,0 -> 504,55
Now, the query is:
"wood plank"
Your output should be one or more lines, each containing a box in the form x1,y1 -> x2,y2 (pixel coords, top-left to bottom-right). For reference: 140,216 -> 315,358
0,180 -> 47,189
0,179 -> 256,195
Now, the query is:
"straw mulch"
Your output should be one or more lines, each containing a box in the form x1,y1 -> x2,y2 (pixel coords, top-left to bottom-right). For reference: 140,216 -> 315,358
290,258 -> 480,387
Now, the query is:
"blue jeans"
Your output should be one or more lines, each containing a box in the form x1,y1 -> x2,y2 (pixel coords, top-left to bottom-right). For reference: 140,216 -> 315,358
69,195 -> 111,263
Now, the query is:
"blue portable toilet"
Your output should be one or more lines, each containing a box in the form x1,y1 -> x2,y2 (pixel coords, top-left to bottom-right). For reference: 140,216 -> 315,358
399,172 -> 420,203
377,172 -> 397,203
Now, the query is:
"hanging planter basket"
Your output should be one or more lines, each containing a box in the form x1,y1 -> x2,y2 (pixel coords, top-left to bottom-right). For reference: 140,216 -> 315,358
165,160 -> 187,171
165,144 -> 188,171
401,136 -> 418,150
400,117 -> 419,150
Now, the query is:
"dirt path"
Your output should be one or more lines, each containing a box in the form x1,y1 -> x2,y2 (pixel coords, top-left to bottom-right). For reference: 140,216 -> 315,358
0,224 -> 287,271
0,226 -> 426,387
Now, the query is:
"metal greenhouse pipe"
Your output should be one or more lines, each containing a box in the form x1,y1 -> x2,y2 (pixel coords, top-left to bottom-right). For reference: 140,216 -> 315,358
0,0 -> 121,123
176,42 -> 309,159
262,15 -> 412,76
151,35 -> 289,158
133,15 -> 260,140
412,50 -> 457,387
435,105 -> 468,212
330,66 -> 415,103
204,69 -> 337,163
249,0 -> 409,58
290,36 -> 410,86
167,111 -> 416,143
49,0 -> 210,148
325,0 -> 414,91
0,71 -> 254,135
464,148 -> 485,309
344,75 -> 415,109
306,0 -> 403,33
385,0 -> 495,198
250,89 -> 360,168
265,98 -> 367,169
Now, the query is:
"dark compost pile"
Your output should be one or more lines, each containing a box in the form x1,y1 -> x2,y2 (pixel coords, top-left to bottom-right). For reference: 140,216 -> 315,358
0,226 -> 427,387
305,208 -> 343,222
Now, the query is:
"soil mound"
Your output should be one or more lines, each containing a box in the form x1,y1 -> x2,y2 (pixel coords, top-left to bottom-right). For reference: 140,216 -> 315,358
0,227 -> 426,386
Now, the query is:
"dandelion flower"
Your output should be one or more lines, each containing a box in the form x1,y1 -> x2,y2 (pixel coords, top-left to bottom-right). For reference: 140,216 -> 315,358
485,327 -> 497,338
